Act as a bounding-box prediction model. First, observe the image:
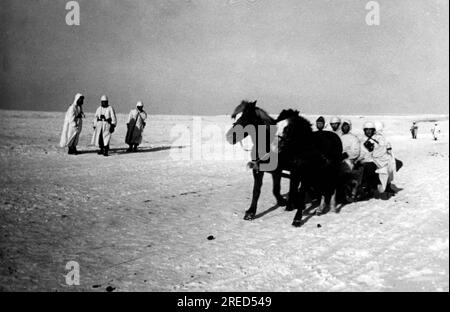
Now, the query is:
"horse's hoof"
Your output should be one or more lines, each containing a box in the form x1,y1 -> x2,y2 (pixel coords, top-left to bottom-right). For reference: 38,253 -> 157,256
277,198 -> 287,207
316,209 -> 323,216
244,212 -> 255,221
345,196 -> 356,204
292,219 -> 302,227
285,202 -> 296,211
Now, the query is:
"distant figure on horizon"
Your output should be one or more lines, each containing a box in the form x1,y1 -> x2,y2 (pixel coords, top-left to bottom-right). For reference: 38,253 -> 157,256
60,93 -> 85,155
410,122 -> 418,139
92,95 -> 117,157
431,123 -> 441,141
125,101 -> 148,153
329,116 -> 342,137
315,116 -> 326,132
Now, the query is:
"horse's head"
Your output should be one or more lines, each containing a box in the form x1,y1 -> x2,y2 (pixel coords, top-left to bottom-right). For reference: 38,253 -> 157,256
226,100 -> 260,145
276,109 -> 313,153
276,109 -> 300,123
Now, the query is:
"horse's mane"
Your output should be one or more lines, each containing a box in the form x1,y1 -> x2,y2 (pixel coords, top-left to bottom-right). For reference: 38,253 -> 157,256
231,100 -> 276,125
276,109 -> 314,155
255,107 -> 276,125
292,115 -> 313,134
277,109 -> 313,141
231,100 -> 255,119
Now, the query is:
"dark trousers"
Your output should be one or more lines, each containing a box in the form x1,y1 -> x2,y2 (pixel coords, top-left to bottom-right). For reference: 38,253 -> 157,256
98,130 -> 109,155
99,130 -> 104,149
361,162 -> 380,188
98,131 -> 109,149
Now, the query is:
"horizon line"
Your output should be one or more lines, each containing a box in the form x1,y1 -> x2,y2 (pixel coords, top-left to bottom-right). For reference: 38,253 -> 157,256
0,107 -> 448,119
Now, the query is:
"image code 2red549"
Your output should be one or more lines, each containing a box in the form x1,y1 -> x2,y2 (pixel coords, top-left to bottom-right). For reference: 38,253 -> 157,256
221,296 -> 272,307
177,296 -> 272,309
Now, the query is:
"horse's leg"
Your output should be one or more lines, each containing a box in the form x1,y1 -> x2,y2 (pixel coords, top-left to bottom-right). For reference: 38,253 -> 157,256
316,194 -> 326,215
244,170 -> 264,220
286,174 -> 300,211
324,175 -> 338,213
329,189 -> 337,213
292,183 -> 306,227
358,163 -> 377,199
352,165 -> 365,200
272,170 -> 286,207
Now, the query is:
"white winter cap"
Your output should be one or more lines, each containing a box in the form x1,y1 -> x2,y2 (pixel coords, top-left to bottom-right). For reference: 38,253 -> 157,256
330,116 -> 341,124
342,119 -> 352,126
136,101 -> 144,107
363,121 -> 376,129
101,95 -> 108,101
374,121 -> 384,132
341,119 -> 351,130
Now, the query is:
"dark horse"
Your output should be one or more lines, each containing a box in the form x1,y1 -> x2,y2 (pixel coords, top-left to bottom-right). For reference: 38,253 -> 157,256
226,102 -> 343,227
225,100 -> 287,221
276,109 -> 343,226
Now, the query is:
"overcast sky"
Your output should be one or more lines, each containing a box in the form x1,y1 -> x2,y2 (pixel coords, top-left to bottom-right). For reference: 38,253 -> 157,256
0,0 -> 448,115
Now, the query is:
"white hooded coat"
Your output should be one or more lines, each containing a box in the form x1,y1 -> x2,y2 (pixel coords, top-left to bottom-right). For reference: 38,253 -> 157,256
431,124 -> 441,140
60,93 -> 84,148
329,117 -> 343,137
91,105 -> 117,147
340,120 -> 360,169
125,108 -> 147,145
359,125 -> 396,192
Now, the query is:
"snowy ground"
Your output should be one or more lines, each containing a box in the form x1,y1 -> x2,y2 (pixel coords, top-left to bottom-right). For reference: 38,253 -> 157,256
0,109 -> 448,292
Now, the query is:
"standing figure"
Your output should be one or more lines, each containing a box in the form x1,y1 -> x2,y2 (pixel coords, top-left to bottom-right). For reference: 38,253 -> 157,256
431,123 -> 441,141
410,122 -> 418,139
60,93 -> 85,155
91,95 -> 117,157
125,101 -> 148,152
315,116 -> 326,132
329,116 -> 343,137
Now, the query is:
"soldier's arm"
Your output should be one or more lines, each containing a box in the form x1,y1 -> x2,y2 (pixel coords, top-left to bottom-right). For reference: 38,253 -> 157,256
349,136 -> 361,160
68,105 -> 77,125
372,135 -> 388,158
110,107 -> 117,125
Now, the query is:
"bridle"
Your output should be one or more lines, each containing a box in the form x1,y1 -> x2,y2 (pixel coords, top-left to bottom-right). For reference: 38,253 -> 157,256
231,118 -> 253,152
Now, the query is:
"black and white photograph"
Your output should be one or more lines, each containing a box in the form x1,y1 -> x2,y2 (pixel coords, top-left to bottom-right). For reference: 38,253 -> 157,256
0,0 -> 448,294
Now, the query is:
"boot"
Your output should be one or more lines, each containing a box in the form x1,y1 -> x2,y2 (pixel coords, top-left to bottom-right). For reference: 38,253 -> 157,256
68,147 -> 75,155
103,146 -> 109,157
97,148 -> 104,155
385,183 -> 396,194
133,144 -> 139,152
126,145 -> 133,153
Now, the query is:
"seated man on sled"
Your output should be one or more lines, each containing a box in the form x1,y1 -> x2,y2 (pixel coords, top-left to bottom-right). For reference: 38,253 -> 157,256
353,121 -> 403,200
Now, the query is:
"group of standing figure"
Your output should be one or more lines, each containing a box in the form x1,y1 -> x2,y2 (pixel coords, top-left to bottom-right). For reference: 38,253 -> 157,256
410,121 -> 441,141
60,93 -> 148,156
